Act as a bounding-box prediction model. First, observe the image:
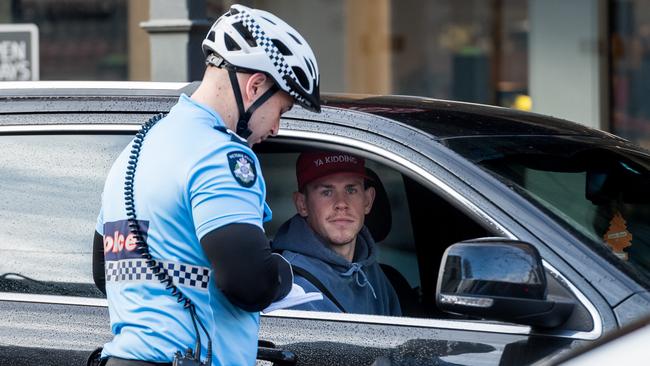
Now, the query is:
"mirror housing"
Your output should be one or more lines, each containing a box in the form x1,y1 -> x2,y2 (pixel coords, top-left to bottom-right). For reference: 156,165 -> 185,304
436,238 -> 574,328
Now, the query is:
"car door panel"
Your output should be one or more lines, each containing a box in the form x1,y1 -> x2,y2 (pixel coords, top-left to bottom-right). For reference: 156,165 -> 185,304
260,122 -> 606,363
259,315 -> 578,365
0,300 -> 110,366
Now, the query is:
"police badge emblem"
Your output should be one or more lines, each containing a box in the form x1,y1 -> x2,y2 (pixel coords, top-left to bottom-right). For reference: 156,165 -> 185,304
227,151 -> 257,187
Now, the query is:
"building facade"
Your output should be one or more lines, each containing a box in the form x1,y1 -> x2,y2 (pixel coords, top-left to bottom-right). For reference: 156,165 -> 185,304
2,0 -> 649,148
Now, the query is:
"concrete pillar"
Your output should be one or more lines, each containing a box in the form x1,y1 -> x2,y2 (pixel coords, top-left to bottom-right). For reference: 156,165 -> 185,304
141,0 -> 211,82
346,0 -> 392,94
528,0 -> 608,130
128,0 -> 150,81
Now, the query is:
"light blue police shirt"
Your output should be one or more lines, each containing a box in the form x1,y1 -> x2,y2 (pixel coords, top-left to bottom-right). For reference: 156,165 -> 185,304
96,94 -> 272,365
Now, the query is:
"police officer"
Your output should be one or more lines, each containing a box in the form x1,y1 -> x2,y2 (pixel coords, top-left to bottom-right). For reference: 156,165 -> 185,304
92,4 -> 320,365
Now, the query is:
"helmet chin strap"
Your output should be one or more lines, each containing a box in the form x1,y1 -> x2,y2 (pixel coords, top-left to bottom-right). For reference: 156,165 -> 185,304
228,70 -> 279,139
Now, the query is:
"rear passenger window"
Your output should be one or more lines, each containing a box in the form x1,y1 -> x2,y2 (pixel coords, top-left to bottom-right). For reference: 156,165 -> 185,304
0,134 -> 131,297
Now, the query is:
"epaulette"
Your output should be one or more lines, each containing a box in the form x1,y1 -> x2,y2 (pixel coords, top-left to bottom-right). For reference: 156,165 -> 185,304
214,126 -> 248,146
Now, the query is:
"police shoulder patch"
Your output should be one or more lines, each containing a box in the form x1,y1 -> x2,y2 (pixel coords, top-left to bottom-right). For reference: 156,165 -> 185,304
227,150 -> 257,188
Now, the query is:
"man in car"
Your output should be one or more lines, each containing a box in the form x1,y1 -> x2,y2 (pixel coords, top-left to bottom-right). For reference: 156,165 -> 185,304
92,4 -> 320,365
272,151 -> 401,316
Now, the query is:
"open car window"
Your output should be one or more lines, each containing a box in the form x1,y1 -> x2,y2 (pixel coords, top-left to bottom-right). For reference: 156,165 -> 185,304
256,138 -> 595,331
261,152 -> 420,287
257,142 -> 508,320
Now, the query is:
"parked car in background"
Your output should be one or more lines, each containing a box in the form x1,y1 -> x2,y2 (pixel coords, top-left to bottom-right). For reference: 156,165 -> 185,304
1,82 -> 649,365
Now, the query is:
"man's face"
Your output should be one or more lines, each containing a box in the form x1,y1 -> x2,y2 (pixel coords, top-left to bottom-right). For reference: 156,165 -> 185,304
294,173 -> 375,248
247,88 -> 293,146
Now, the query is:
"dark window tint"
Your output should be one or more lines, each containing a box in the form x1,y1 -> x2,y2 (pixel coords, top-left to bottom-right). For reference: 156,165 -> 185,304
446,136 -> 650,288
8,0 -> 128,80
611,0 -> 650,149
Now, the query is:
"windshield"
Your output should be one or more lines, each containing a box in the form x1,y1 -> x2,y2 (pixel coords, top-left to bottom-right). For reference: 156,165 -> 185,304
445,136 -> 650,288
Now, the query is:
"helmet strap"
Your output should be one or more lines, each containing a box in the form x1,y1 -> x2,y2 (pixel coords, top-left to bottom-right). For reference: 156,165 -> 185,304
227,69 -> 279,139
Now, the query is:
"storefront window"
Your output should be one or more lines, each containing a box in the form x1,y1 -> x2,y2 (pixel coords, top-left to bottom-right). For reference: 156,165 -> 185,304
611,0 -> 650,149
7,0 -> 127,80
391,0 -> 529,109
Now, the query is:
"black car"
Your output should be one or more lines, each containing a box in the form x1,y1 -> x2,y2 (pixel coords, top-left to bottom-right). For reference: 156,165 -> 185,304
1,82 -> 649,366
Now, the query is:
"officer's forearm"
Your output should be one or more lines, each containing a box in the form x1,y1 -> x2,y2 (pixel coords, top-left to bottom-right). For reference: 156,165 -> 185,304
200,223 -> 292,312
92,231 -> 106,295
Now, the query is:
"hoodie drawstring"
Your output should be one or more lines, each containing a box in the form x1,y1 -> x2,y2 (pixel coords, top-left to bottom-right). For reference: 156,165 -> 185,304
341,263 -> 377,299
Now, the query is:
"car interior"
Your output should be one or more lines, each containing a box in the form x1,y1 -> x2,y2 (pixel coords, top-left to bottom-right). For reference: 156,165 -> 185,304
256,140 -> 493,319
256,138 -> 596,331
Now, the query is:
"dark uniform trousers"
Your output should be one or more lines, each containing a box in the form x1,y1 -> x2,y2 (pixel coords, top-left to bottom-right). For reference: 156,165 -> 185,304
103,358 -> 172,366
87,351 -> 172,366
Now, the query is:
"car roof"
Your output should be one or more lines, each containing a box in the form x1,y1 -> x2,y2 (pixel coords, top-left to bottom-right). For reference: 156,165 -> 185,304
0,81 -> 625,142
321,94 -> 624,141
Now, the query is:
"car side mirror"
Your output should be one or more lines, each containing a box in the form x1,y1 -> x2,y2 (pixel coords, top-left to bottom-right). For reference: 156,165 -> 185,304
436,238 -> 574,328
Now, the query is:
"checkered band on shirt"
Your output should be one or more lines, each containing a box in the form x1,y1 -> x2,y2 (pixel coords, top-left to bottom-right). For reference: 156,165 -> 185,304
105,259 -> 210,290
234,10 -> 309,107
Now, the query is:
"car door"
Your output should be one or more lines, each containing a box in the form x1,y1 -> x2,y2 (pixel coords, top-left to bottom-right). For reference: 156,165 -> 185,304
252,110 -> 607,365
0,105 -> 607,366
0,124 -> 140,365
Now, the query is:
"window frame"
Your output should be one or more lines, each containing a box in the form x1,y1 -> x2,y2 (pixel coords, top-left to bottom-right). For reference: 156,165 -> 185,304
265,129 -> 601,340
0,123 -> 602,342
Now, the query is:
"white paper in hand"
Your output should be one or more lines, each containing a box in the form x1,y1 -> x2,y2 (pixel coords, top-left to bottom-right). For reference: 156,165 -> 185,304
262,283 -> 323,314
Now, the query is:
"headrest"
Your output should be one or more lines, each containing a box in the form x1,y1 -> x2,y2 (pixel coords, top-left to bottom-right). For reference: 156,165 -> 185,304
364,168 -> 392,242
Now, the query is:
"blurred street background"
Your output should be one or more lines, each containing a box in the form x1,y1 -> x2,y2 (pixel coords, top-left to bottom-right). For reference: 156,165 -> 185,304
2,0 -> 650,149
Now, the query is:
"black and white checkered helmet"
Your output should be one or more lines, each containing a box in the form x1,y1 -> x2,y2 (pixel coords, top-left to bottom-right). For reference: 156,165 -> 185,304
202,4 -> 320,112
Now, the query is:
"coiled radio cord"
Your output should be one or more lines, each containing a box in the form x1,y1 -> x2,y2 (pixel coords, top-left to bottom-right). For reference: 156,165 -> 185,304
124,113 -> 212,366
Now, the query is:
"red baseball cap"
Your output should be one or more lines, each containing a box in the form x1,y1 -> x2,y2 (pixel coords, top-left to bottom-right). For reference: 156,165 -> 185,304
296,151 -> 370,191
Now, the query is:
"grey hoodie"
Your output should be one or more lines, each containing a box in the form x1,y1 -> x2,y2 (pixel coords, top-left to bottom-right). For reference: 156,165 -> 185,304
272,214 -> 401,316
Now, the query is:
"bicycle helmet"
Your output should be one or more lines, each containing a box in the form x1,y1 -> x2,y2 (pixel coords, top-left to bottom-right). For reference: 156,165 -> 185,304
202,4 -> 321,138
